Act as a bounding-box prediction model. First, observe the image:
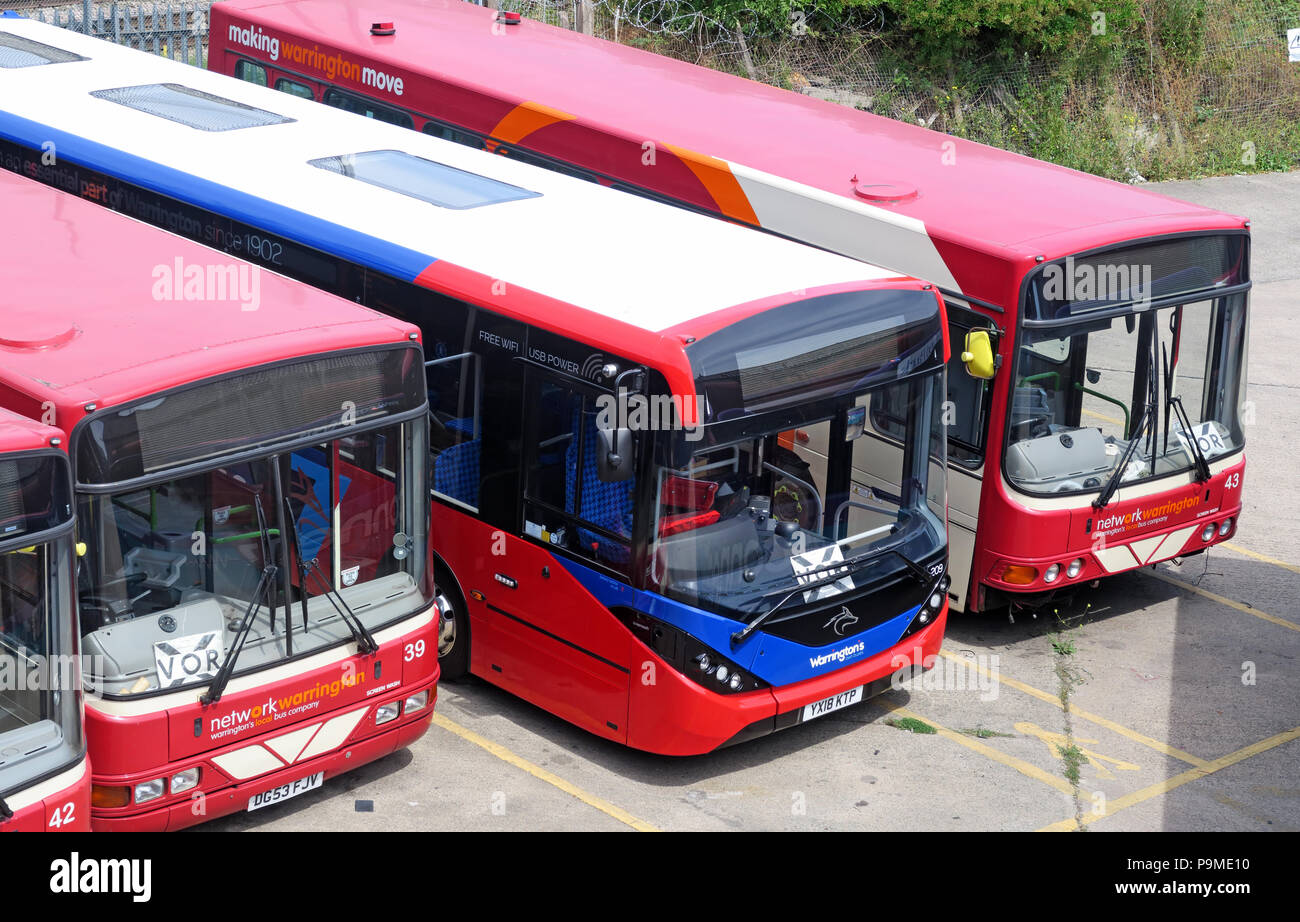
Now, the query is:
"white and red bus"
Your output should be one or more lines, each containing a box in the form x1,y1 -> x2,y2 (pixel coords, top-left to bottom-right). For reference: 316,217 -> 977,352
0,166 -> 437,829
0,17 -> 952,755
210,0 -> 1252,613
0,410 -> 91,832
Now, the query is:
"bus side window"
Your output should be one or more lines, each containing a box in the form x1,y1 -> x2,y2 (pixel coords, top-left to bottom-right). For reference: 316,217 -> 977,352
234,59 -> 267,87
421,120 -> 486,150
866,302 -> 990,465
322,87 -> 414,129
943,303 -> 991,465
426,352 -> 482,512
523,378 -> 634,573
275,78 -> 315,100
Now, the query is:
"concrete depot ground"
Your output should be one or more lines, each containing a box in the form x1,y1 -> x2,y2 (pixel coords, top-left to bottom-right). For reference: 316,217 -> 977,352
206,170 -> 1300,833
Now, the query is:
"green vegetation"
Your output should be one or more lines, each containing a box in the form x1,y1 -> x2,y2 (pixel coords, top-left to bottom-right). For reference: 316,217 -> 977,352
886,716 -> 938,734
654,0 -> 1300,179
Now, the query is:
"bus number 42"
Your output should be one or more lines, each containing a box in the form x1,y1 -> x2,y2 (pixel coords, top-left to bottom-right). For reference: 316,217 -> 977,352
47,802 -> 76,829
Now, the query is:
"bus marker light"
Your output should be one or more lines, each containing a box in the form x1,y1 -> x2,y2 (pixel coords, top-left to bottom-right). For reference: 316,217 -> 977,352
375,702 -> 400,725
91,784 -> 130,808
171,768 -> 201,794
133,779 -> 165,804
1001,565 -> 1037,585
404,691 -> 429,714
370,22 -> 395,36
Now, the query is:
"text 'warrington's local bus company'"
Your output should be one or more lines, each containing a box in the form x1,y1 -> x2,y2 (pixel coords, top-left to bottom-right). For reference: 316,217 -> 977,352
0,15 -> 953,756
0,163 -> 437,830
209,0 -> 1251,616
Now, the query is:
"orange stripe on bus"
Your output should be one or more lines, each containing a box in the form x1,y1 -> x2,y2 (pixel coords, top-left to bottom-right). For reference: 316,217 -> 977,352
663,143 -> 759,226
488,101 -> 577,147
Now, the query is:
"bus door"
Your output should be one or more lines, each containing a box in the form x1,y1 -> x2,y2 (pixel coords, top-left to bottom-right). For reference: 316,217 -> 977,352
488,369 -> 633,741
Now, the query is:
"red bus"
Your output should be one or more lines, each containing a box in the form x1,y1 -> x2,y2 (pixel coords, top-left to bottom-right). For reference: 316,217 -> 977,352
0,167 -> 437,829
210,0 -> 1252,613
0,18 -> 952,755
0,410 -> 91,832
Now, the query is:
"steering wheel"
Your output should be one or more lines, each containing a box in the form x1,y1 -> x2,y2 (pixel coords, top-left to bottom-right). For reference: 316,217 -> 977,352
78,595 -> 129,632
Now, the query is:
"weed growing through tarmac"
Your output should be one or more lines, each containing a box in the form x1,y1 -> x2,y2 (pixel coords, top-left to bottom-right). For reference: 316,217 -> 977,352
959,727 -> 1014,739
886,716 -> 937,734
1050,605 -> 1090,830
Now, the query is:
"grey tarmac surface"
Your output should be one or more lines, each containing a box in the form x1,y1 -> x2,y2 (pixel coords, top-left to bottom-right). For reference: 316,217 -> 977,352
206,170 -> 1300,833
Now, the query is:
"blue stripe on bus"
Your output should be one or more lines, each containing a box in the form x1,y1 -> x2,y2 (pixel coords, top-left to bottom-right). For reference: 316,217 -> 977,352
0,110 -> 438,282
554,555 -> 919,689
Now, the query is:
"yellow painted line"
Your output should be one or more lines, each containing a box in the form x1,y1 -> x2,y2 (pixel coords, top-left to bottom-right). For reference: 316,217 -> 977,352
1147,569 -> 1299,633
938,650 -> 1209,767
1039,725 -> 1300,831
1220,541 -> 1300,576
878,700 -> 1075,796
430,712 -> 659,831
1082,407 -> 1123,426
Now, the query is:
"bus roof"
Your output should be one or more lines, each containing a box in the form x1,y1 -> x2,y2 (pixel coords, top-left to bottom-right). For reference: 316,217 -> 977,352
211,0 -> 1247,303
0,169 -> 418,418
0,407 -> 64,456
0,16 -> 913,350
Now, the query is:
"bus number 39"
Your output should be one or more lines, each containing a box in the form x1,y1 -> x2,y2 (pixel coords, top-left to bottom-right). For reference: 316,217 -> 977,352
404,640 -> 426,662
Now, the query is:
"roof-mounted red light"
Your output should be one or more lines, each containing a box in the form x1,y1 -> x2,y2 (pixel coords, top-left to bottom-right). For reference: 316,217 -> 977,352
370,21 -> 396,36
496,11 -> 522,25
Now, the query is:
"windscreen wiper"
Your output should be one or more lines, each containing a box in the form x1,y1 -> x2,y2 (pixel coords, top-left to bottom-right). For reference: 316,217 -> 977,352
200,564 -> 277,706
730,546 -> 929,646
0,794 -> 12,821
1168,395 -> 1212,482
1093,403 -> 1154,511
201,495 -> 278,706
283,496 -> 378,656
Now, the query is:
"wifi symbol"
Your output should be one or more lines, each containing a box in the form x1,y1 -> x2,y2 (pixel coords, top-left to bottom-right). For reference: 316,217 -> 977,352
581,354 -> 605,380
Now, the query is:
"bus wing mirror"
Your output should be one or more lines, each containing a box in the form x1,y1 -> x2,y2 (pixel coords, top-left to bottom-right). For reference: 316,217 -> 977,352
960,330 -> 998,380
596,427 -> 635,482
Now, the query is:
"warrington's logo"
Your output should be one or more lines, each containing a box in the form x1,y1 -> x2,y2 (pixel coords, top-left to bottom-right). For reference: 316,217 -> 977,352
823,606 -> 859,636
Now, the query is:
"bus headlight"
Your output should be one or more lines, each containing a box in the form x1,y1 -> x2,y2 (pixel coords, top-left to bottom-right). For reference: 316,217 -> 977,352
1066,559 -> 1085,579
170,768 -> 201,794
1044,563 -> 1060,584
1218,518 -> 1233,537
134,779 -> 165,805
617,610 -> 766,695
404,691 -> 430,714
1201,523 -> 1217,542
375,702 -> 400,725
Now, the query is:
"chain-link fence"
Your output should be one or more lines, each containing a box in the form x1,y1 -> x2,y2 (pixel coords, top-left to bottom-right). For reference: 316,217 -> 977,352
11,0 -> 1300,178
9,1 -> 210,66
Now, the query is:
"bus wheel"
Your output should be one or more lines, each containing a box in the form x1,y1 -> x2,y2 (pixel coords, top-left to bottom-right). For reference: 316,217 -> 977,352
434,570 -> 470,681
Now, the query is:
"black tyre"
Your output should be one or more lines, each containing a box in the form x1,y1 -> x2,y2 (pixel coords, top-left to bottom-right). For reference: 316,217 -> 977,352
434,565 -> 470,681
